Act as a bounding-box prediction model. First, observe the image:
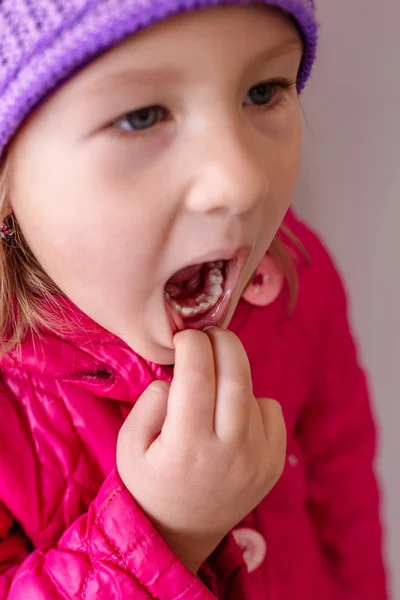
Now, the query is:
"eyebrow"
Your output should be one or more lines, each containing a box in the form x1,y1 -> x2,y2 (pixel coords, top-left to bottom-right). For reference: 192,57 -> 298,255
250,37 -> 303,67
87,37 -> 303,95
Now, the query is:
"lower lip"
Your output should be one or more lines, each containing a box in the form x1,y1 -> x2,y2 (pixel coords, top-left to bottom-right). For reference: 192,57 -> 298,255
165,253 -> 248,334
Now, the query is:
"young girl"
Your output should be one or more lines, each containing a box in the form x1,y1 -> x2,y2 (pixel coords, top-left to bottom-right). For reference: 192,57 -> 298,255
0,0 -> 387,598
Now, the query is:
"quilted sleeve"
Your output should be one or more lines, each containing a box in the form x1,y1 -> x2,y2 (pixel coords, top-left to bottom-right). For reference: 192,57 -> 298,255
297,251 -> 388,599
0,469 -> 218,599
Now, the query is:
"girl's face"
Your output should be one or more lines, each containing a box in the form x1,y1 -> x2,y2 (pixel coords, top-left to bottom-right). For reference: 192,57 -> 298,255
9,5 -> 303,364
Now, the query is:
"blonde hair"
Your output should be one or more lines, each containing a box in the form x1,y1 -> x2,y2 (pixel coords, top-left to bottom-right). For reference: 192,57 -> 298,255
0,156 -> 63,354
0,156 -> 305,356
269,224 -> 307,309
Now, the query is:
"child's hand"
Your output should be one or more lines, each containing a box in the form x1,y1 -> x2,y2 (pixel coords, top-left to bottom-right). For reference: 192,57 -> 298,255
117,328 -> 286,574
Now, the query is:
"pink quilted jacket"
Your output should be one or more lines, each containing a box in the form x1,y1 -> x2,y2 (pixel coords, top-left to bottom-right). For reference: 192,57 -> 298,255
0,210 -> 387,599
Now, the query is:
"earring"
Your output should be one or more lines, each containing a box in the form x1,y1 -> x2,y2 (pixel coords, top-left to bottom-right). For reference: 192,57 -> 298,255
0,222 -> 14,244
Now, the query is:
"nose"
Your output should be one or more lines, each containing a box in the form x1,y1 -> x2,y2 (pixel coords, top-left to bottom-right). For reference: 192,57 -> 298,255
183,119 -> 270,216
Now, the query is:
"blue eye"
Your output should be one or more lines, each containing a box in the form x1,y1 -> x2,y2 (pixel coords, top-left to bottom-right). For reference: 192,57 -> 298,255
244,81 -> 289,106
115,106 -> 165,132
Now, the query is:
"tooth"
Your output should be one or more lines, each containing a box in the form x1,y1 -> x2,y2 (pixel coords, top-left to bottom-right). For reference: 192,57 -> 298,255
181,300 -> 215,318
181,306 -> 200,317
171,301 -> 182,314
196,293 -> 207,304
208,261 -> 224,269
203,294 -> 219,308
207,284 -> 223,298
207,268 -> 223,285
199,302 -> 211,311
210,296 -> 219,307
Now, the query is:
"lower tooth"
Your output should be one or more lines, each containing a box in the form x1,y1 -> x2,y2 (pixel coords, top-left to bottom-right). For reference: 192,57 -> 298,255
208,269 -> 223,285
199,301 -> 211,311
196,293 -> 207,304
207,295 -> 219,308
207,284 -> 223,297
170,297 -> 217,319
167,264 -> 225,318
179,301 -> 214,318
171,300 -> 182,314
181,306 -> 202,317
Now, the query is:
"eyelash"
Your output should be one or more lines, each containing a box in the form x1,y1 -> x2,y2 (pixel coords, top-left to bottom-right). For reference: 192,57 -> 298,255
111,78 -> 294,138
244,78 -> 294,108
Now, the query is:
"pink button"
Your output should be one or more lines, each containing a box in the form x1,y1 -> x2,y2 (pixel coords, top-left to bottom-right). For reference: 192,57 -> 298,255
242,255 -> 283,307
232,528 -> 267,573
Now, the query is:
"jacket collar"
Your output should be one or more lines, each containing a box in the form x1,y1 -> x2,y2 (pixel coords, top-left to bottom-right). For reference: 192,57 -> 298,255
2,297 -> 173,404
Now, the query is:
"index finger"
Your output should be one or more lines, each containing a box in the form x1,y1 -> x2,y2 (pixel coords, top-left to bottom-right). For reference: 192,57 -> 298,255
163,329 -> 216,440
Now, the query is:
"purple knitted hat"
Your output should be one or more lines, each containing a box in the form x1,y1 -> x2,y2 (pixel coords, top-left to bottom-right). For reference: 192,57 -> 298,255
0,0 -> 318,156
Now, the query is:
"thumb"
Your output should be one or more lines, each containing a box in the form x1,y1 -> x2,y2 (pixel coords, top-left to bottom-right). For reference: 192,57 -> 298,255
118,381 -> 170,457
257,397 -> 287,465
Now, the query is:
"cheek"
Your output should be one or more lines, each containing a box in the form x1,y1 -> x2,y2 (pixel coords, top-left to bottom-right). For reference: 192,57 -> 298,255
257,115 -> 302,250
12,147 -> 152,253
255,103 -> 302,205
10,163 -> 175,320
270,114 -> 302,204
11,177 -> 129,299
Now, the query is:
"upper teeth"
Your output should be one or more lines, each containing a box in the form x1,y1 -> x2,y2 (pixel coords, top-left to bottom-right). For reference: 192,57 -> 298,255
166,265 -> 225,318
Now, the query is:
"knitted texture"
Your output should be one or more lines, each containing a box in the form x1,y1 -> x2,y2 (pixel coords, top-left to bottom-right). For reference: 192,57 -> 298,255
0,0 -> 318,155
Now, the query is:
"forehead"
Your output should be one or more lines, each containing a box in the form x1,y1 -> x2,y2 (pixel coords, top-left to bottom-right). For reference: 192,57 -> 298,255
77,5 -> 302,83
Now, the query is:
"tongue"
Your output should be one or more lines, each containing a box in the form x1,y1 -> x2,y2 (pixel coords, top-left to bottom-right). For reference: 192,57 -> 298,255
168,263 -> 203,284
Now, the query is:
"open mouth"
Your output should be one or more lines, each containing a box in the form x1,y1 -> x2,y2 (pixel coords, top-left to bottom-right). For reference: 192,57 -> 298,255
164,257 -> 244,333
